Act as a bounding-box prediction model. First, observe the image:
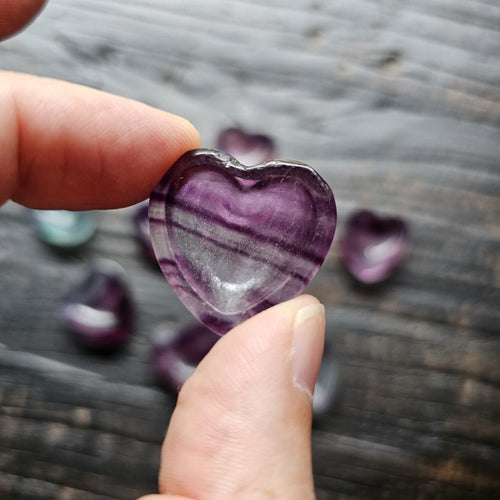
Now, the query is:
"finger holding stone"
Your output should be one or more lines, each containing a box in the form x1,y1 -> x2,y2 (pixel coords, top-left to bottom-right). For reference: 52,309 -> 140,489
0,72 -> 200,209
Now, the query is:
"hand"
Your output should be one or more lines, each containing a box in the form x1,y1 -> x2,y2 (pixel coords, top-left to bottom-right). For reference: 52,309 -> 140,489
2,3 -> 325,499
0,1 -> 199,209
140,296 -> 325,500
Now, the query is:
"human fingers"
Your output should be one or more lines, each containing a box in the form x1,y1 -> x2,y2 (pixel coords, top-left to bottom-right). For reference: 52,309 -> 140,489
0,71 -> 200,209
142,295 -> 324,500
0,0 -> 47,40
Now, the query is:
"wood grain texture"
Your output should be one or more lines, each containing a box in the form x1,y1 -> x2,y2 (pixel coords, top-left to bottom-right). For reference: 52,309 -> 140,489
1,0 -> 499,498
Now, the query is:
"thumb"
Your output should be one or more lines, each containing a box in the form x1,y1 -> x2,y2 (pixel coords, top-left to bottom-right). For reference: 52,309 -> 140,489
140,294 -> 325,500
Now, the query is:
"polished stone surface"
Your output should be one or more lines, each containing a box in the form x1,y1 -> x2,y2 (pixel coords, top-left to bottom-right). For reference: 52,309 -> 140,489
59,260 -> 134,350
339,210 -> 408,284
151,322 -> 219,392
32,210 -> 98,249
216,127 -> 275,166
149,149 -> 336,334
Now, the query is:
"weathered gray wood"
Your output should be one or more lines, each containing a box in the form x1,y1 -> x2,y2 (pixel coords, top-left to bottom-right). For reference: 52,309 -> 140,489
1,0 -> 499,498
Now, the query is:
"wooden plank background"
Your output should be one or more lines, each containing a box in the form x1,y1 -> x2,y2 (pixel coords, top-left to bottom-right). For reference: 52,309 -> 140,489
1,0 -> 499,498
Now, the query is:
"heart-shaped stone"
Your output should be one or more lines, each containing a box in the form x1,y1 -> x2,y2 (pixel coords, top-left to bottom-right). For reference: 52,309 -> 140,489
339,209 -> 408,284
149,149 -> 336,335
151,322 -> 219,392
32,209 -> 97,249
59,260 -> 134,350
216,127 -> 275,166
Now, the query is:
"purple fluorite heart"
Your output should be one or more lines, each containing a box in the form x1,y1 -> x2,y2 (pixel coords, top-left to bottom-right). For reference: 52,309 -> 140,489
152,322 -> 219,392
59,260 -> 134,350
216,127 -> 275,166
340,210 -> 409,284
149,149 -> 336,335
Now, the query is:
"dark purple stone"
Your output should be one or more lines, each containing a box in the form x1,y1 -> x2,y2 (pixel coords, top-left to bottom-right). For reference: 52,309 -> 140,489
59,260 -> 134,350
149,149 -> 336,335
216,127 -> 275,165
340,210 -> 409,284
313,340 -> 339,417
151,323 -> 219,392
133,202 -> 156,262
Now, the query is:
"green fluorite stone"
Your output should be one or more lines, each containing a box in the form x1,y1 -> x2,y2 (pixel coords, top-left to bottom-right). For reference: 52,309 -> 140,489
32,210 -> 98,248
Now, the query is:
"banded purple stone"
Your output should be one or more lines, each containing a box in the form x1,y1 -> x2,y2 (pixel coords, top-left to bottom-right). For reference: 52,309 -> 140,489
149,149 -> 336,335
216,127 -> 275,165
59,260 -> 134,350
340,209 -> 409,284
151,322 -> 219,392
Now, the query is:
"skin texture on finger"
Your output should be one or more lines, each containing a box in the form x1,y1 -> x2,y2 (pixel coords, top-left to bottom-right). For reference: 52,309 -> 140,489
157,295 -> 324,500
0,0 -> 47,41
0,72 -> 200,209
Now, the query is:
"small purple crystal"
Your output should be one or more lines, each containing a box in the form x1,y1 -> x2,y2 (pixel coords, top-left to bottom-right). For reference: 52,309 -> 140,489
340,210 -> 409,284
313,340 -> 339,417
216,127 -> 275,165
133,202 -> 156,262
59,260 -> 134,350
149,149 -> 336,335
151,323 -> 219,392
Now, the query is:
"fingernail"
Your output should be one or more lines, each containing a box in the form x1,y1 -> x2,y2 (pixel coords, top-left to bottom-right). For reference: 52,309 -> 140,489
292,302 -> 325,398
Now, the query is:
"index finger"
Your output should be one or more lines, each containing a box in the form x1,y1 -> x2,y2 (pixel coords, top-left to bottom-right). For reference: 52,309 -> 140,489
0,72 -> 200,209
